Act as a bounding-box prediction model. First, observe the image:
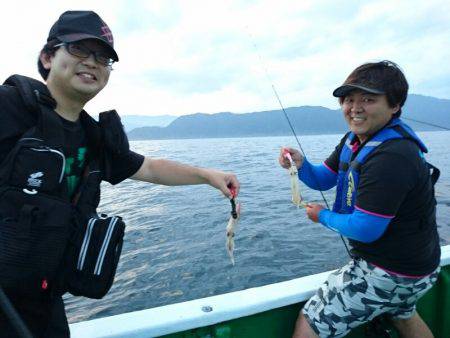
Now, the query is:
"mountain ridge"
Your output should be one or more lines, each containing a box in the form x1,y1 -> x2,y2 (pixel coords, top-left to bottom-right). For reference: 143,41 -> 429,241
127,94 -> 450,140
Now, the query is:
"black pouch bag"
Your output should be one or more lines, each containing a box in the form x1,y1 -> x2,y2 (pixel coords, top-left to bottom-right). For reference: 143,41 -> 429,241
62,214 -> 125,299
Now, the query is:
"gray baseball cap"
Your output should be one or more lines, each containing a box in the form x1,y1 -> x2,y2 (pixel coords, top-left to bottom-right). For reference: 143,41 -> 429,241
333,83 -> 385,97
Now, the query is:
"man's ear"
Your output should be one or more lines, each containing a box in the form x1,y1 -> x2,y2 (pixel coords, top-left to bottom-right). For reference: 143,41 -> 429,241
392,103 -> 400,115
39,51 -> 53,70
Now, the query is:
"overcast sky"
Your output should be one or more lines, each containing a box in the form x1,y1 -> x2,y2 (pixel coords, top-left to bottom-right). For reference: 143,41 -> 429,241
1,0 -> 449,117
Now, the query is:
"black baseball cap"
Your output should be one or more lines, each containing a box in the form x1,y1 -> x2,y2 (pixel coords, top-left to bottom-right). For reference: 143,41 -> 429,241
332,83 -> 385,97
47,10 -> 119,61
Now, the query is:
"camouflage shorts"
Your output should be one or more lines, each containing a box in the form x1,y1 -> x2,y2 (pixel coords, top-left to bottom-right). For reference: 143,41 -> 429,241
302,259 -> 440,338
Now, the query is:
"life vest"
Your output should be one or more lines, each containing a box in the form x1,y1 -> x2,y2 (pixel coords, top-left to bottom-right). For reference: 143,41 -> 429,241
333,118 -> 431,214
0,75 -> 127,298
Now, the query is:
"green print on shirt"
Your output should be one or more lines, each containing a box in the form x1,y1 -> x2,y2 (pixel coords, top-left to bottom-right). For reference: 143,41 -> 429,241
65,147 -> 87,197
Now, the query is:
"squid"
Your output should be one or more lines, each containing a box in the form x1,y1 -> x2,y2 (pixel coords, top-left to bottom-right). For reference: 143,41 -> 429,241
283,150 -> 306,208
226,187 -> 240,265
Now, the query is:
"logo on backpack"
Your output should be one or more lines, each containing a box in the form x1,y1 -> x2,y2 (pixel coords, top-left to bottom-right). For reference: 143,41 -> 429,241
27,172 -> 43,187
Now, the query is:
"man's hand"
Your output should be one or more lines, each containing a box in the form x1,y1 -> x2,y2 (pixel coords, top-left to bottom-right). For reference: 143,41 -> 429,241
306,203 -> 325,223
279,147 -> 304,169
204,169 -> 240,199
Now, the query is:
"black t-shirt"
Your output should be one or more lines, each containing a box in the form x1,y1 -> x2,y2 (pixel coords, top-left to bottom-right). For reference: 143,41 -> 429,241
0,84 -> 144,195
324,132 -> 440,275
60,117 -> 87,198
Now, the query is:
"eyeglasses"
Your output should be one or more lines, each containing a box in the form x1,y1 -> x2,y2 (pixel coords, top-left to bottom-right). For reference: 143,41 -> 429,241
54,42 -> 115,67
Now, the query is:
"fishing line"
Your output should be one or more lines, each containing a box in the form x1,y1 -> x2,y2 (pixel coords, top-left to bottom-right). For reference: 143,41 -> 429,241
401,117 -> 450,131
246,27 -> 352,257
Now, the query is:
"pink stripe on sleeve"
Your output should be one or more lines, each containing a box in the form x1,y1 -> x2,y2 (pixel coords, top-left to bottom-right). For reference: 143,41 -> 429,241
355,205 -> 394,219
323,161 -> 337,174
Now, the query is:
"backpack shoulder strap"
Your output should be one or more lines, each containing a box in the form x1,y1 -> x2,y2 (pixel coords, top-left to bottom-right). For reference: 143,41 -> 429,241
3,75 -> 50,113
3,75 -> 64,147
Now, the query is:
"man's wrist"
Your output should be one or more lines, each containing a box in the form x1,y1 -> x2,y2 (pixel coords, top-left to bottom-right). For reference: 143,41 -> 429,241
196,167 -> 211,184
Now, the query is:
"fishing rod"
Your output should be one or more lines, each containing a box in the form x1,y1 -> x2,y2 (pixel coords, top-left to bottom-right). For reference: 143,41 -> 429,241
0,287 -> 33,338
246,28 -> 353,258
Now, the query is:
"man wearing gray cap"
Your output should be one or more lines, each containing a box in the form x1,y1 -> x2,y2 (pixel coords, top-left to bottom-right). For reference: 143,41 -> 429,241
0,10 -> 239,337
279,61 -> 440,337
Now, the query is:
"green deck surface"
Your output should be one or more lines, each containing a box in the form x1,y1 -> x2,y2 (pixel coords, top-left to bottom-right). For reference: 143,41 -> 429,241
161,265 -> 450,338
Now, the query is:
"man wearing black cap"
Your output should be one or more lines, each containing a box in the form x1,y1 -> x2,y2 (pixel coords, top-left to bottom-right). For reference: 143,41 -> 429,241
0,10 -> 239,337
279,61 -> 440,337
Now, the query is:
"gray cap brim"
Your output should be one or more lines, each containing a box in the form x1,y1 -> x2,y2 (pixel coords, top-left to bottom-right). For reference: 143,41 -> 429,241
333,84 -> 385,97
58,33 -> 119,61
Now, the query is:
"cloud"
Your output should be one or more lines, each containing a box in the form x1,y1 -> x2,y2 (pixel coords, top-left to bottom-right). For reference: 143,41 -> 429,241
1,0 -> 449,116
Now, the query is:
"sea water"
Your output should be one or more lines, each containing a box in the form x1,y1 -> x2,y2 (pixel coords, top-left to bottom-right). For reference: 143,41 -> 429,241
65,131 -> 450,323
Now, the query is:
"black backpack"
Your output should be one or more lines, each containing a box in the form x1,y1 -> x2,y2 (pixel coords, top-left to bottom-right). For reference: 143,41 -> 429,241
0,75 -> 128,299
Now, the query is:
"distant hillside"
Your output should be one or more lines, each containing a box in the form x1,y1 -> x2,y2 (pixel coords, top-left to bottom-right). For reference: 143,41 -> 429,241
402,94 -> 450,130
127,94 -> 450,140
120,115 -> 177,131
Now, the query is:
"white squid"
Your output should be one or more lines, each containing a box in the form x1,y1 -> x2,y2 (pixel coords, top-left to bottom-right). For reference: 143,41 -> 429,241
226,198 -> 241,265
284,150 -> 306,208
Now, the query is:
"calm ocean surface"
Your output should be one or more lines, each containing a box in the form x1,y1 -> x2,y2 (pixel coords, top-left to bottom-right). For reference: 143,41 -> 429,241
65,131 -> 450,323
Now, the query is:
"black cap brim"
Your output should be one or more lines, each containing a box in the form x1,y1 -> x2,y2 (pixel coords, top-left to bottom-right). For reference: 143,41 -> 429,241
58,33 -> 119,61
333,84 -> 385,97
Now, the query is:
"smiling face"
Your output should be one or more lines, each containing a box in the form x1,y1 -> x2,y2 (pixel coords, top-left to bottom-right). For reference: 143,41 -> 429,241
341,90 -> 399,143
40,39 -> 111,104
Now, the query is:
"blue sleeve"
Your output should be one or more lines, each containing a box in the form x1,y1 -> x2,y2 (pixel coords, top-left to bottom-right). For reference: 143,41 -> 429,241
298,159 -> 337,191
318,208 -> 391,243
